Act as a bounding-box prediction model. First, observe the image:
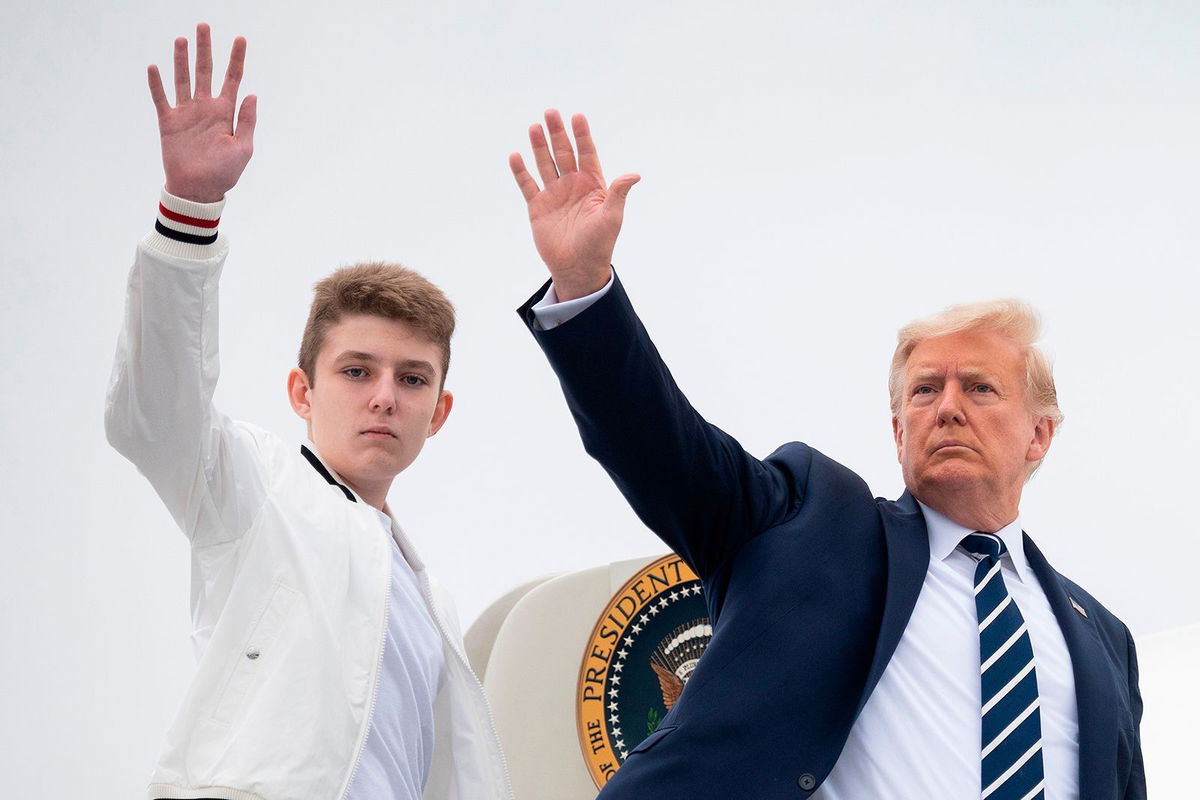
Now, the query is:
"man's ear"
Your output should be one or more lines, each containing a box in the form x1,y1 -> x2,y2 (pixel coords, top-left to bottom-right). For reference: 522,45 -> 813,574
891,415 -> 905,463
1026,416 -> 1055,463
287,367 -> 314,422
426,390 -> 454,438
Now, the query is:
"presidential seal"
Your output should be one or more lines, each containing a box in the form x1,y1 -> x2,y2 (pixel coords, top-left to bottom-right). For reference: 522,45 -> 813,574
576,554 -> 711,789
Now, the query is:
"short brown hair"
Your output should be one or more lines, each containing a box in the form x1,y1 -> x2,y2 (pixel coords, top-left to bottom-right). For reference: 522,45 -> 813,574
299,262 -> 455,387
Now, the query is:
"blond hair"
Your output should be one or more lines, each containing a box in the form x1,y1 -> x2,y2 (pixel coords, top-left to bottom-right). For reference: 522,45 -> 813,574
299,262 -> 455,387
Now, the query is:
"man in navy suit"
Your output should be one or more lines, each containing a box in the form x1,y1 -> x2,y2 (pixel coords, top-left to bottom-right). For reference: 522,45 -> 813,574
508,110 -> 1145,799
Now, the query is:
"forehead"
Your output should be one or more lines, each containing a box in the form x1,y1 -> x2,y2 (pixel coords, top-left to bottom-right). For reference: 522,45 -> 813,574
318,313 -> 441,365
904,329 -> 1025,378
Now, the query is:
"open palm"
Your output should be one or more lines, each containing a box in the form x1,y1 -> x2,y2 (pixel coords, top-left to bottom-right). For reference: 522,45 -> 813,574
510,111 -> 639,301
149,24 -> 256,203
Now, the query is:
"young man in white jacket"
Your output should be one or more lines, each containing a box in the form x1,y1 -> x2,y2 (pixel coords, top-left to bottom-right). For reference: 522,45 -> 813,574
105,24 -> 511,800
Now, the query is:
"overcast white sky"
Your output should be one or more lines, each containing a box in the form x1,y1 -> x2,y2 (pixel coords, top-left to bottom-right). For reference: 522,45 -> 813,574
1,1 -> 1196,795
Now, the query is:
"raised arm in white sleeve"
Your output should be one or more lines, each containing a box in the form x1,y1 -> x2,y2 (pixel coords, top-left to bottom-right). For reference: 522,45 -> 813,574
105,190 -> 268,546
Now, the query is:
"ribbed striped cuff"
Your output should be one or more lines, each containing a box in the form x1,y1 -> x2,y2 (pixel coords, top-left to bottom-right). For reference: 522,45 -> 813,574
145,188 -> 227,259
147,784 -> 268,800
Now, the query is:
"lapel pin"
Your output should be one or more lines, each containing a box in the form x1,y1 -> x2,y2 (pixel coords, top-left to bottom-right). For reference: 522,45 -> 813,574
1069,596 -> 1088,618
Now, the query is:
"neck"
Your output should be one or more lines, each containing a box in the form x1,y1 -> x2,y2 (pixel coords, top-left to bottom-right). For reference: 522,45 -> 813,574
301,442 -> 392,511
914,486 -> 1019,533
345,478 -> 390,511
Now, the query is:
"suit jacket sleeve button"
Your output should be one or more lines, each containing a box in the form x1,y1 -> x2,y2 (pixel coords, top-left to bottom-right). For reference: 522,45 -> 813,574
797,773 -> 816,790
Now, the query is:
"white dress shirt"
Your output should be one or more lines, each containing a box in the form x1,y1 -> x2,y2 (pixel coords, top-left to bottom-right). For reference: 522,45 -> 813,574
815,504 -> 1079,799
533,280 -> 1081,798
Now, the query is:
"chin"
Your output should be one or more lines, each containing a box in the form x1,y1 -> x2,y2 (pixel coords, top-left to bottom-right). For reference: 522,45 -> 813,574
325,446 -> 395,482
354,453 -> 409,480
914,463 -> 982,495
372,447 -> 425,477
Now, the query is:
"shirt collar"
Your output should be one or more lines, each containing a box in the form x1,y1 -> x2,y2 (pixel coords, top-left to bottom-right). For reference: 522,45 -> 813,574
918,500 -> 1030,583
301,440 -> 360,503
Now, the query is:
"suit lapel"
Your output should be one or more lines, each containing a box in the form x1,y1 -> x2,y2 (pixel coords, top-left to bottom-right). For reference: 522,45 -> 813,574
850,510 -> 1120,795
1023,534 -> 1118,799
856,491 -> 930,717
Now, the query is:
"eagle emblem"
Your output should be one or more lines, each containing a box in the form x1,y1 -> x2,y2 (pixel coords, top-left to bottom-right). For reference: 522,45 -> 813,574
650,621 -> 712,709
576,555 -> 711,789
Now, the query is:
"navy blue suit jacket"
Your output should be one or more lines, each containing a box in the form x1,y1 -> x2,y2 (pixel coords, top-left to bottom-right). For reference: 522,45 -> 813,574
520,275 -> 1145,799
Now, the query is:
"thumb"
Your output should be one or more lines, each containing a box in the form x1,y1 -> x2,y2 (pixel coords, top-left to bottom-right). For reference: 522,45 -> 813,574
606,173 -> 641,210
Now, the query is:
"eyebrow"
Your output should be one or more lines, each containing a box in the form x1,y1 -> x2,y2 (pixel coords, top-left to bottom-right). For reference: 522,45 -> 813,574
957,368 -> 1001,384
333,350 -> 378,364
907,366 -> 1004,386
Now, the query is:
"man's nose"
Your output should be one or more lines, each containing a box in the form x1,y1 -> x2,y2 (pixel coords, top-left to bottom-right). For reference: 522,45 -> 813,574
936,384 -> 967,426
369,378 -> 396,413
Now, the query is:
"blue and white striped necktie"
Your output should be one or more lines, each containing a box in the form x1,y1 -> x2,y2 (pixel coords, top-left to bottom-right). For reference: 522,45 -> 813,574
960,532 -> 1045,800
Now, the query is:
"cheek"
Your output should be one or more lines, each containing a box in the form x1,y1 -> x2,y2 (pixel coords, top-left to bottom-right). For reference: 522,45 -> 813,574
413,396 -> 441,421
311,396 -> 355,435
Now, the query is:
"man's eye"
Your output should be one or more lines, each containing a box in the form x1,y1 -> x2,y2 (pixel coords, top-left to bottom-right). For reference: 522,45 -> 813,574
972,384 -> 993,393
914,386 -> 934,395
401,375 -> 427,386
343,367 -> 367,379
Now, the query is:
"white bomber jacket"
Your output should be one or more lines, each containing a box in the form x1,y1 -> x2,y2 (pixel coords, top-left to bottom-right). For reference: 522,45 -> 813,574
105,193 -> 512,800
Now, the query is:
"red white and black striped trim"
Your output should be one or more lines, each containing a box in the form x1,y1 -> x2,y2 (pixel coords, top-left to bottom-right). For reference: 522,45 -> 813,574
154,189 -> 224,246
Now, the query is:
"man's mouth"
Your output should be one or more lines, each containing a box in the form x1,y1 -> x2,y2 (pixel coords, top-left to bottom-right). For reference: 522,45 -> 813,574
362,427 -> 396,438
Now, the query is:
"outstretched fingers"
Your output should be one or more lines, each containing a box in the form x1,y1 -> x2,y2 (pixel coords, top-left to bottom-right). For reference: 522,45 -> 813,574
544,109 -> 578,175
147,64 -> 170,117
509,153 -> 541,202
528,123 -> 559,186
572,113 -> 602,177
220,36 -> 248,101
512,110 -> 632,208
235,95 -> 257,148
194,23 -> 213,98
172,36 -> 191,105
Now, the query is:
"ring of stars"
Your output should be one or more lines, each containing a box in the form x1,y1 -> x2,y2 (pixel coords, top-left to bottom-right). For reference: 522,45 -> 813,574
604,581 -> 705,761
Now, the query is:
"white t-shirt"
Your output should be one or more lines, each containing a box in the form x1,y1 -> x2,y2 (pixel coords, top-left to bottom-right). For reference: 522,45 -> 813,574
345,510 -> 447,799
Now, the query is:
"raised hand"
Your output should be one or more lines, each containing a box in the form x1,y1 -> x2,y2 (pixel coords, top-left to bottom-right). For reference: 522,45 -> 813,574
509,111 -> 640,301
148,23 -> 256,203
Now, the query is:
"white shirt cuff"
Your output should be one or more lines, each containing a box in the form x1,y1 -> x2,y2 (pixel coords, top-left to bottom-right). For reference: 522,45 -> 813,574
530,274 -> 615,330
